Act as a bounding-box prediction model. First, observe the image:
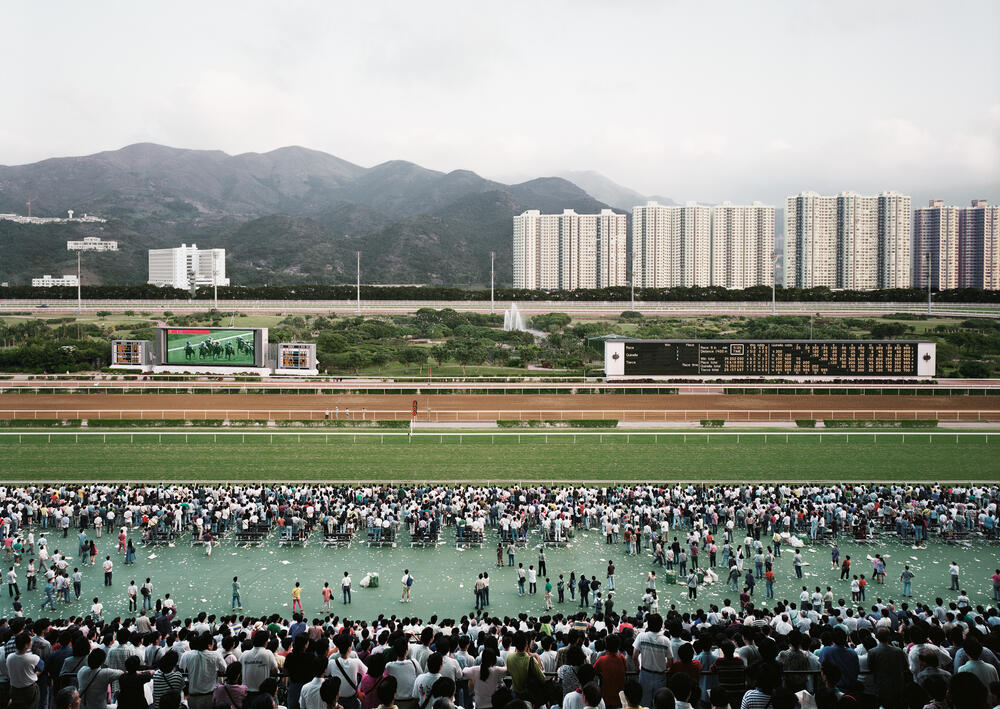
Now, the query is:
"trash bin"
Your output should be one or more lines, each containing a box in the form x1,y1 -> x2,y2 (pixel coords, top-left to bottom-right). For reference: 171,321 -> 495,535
368,572 -> 379,588
665,570 -> 677,585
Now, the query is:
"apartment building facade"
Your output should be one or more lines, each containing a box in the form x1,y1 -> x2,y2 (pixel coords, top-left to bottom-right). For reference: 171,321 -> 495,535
512,209 -> 626,290
958,200 -> 1000,290
785,191 -> 911,290
148,243 -> 229,290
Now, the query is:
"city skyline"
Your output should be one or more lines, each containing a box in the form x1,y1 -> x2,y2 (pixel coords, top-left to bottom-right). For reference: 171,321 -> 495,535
2,1 -> 997,210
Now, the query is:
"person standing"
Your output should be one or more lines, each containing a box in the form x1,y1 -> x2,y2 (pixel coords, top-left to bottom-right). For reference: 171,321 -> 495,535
900,565 -> 914,597
537,548 -> 547,577
322,583 -> 333,612
527,565 -> 537,595
632,614 -> 671,708
292,582 -> 303,612
341,572 -> 352,604
7,567 -> 18,598
992,568 -> 1000,602
607,560 -> 616,591
949,562 -> 960,591
232,577 -> 242,611
866,628 -> 909,709
793,551 -> 803,579
72,568 -> 83,601
179,634 -> 225,709
40,579 -> 56,611
141,578 -> 153,610
102,557 -> 113,587
686,571 -> 698,600
128,581 -> 138,613
516,565 -> 526,597
496,543 -> 504,568
7,632 -> 42,709
544,578 -> 552,610
401,569 -> 413,602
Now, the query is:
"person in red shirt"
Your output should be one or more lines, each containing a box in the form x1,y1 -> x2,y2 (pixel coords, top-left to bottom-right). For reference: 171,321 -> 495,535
668,643 -> 702,685
594,635 -> 627,708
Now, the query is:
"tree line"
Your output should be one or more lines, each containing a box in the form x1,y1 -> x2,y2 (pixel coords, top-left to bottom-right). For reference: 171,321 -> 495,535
2,283 -> 999,303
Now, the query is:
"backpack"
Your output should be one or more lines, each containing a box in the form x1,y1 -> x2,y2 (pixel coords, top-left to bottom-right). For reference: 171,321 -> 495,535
406,575 -> 413,587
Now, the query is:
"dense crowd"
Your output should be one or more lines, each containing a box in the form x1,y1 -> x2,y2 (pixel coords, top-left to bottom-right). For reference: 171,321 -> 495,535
1,484 -> 1000,709
2,595 -> 1000,709
2,483 -> 999,545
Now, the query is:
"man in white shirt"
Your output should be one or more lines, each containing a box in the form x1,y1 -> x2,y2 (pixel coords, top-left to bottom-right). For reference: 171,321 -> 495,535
6,633 -> 41,709
413,653 -> 443,709
241,632 -> 278,693
298,658 -> 328,709
180,633 -> 226,709
632,614 -> 671,708
328,635 -> 367,709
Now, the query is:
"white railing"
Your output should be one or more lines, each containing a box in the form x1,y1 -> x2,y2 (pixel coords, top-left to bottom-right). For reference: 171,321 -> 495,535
1,408 -> 998,421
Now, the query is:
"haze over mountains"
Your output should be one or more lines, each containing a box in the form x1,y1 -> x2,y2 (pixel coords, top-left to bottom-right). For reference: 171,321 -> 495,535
0,143 -> 637,287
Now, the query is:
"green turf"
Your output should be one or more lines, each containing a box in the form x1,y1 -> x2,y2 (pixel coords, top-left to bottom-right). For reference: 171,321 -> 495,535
1,431 -> 996,482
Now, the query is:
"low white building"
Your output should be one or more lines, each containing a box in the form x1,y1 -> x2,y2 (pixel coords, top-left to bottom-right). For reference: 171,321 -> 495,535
67,236 -> 118,252
32,274 -> 79,287
148,243 -> 229,289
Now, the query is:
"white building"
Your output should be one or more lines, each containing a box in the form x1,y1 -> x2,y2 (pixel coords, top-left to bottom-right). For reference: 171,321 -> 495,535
634,201 -> 769,289
148,244 -> 229,289
512,209 -> 626,290
32,274 -> 79,287
958,200 -> 1000,290
710,202 -> 775,289
785,191 -> 911,290
67,236 -> 118,252
914,200 -> 961,290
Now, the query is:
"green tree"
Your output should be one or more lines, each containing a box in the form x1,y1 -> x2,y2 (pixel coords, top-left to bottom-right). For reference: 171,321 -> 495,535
317,331 -> 350,354
430,344 -> 450,367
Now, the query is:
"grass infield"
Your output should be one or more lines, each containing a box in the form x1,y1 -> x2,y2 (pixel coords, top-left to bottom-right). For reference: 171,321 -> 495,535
0,430 -> 995,482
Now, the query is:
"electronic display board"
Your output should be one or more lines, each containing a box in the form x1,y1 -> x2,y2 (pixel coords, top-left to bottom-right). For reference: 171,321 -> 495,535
604,340 -> 936,378
161,328 -> 261,366
111,340 -> 146,366
277,343 -> 315,370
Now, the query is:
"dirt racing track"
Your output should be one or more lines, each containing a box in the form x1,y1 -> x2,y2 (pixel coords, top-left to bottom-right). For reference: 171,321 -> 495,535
1,393 -> 998,422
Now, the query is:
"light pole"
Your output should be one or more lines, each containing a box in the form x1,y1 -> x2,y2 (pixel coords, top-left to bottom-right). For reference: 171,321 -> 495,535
771,251 -> 778,316
490,251 -> 495,315
67,237 -> 118,314
213,250 -> 218,310
926,250 -> 932,315
355,250 -> 361,317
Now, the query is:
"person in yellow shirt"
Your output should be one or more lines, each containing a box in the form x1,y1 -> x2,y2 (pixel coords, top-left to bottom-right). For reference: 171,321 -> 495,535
292,581 -> 303,612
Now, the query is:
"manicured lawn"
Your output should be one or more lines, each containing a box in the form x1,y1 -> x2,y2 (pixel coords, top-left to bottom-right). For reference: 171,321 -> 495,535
0,431 -> 994,482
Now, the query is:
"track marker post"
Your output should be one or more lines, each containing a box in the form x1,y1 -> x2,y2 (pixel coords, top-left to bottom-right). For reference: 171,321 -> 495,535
410,399 -> 417,442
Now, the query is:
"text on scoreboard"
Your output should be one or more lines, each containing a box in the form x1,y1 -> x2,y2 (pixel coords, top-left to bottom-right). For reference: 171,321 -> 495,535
606,340 -> 935,377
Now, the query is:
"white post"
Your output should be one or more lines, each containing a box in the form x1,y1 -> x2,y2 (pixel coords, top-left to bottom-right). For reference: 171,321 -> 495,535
490,251 -> 495,315
771,251 -> 778,316
926,250 -> 932,315
356,250 -> 361,316
213,250 -> 218,310
77,251 -> 82,315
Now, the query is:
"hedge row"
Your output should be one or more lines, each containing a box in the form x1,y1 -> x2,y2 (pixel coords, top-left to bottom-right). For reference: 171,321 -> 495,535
0,419 -> 83,427
4,418 -> 412,429
795,419 -> 818,428
823,419 -> 939,428
699,419 -> 725,428
496,419 -> 619,429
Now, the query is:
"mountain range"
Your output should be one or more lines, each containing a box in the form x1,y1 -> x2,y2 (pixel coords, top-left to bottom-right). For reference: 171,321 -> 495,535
0,143 -> 649,287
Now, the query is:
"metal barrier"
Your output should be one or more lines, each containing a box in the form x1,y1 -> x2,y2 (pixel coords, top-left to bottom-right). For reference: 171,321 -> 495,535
0,408 -> 998,421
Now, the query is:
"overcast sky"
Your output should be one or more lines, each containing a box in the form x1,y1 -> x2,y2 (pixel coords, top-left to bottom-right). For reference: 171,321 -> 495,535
3,1 -> 998,206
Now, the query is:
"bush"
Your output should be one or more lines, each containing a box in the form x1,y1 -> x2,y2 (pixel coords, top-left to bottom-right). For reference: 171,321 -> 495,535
795,419 -> 817,428
823,419 -> 938,429
0,418 -> 82,427
700,419 -> 725,428
496,419 -> 618,428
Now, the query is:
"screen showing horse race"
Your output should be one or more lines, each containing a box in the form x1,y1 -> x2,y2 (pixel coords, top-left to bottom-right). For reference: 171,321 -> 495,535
164,328 -> 258,366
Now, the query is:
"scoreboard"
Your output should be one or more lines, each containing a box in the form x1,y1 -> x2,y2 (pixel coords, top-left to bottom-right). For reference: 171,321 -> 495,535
110,340 -> 147,367
604,340 -> 936,379
274,343 -> 318,374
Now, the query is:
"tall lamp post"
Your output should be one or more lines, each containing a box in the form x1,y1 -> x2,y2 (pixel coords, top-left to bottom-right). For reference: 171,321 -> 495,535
67,237 -> 118,314
926,250 -> 932,315
771,251 -> 778,316
355,250 -> 361,316
490,252 -> 495,315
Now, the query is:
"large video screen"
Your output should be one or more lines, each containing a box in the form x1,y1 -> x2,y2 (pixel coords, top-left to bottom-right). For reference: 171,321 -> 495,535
620,340 -> 922,377
164,328 -> 257,366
